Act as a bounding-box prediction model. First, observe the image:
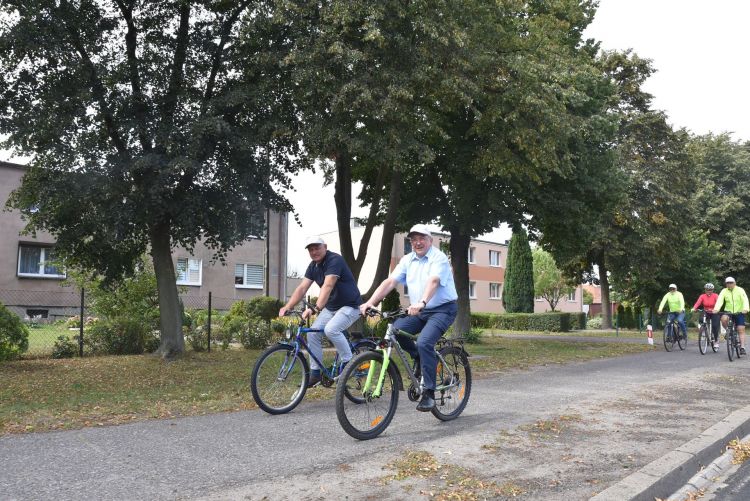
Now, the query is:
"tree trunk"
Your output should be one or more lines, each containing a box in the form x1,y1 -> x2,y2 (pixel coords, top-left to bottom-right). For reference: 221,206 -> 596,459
599,257 -> 612,329
350,164 -> 389,280
150,223 -> 185,359
363,170 -> 402,300
333,152 -> 356,270
449,228 -> 471,338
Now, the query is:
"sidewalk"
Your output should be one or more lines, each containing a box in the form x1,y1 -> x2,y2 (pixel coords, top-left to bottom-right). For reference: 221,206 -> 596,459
2,347 -> 749,500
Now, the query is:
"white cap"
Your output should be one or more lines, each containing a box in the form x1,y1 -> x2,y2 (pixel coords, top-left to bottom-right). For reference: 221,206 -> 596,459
726,276 -> 736,283
668,283 -> 677,289
304,236 -> 326,249
407,224 -> 432,238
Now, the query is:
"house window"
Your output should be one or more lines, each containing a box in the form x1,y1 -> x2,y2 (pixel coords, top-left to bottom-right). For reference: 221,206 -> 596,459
17,245 -> 65,278
489,283 -> 501,299
235,263 -> 264,289
176,257 -> 202,286
469,281 -> 477,299
403,238 -> 412,255
568,290 -> 576,301
468,247 -> 476,264
489,250 -> 501,267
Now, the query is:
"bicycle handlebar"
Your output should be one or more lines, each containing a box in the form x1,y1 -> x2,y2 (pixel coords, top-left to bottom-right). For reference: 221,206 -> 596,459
364,306 -> 407,320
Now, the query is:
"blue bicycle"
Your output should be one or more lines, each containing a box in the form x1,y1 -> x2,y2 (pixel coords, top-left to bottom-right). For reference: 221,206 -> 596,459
250,301 -> 377,414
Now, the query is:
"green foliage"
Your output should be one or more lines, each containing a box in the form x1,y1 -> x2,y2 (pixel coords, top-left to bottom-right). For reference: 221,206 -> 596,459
574,313 -> 587,330
503,228 -> 535,313
85,318 -> 157,355
246,296 -> 283,322
222,297 -> 281,350
463,327 -> 482,344
381,289 -> 401,312
52,336 -> 78,359
587,316 -> 603,329
532,248 -> 574,311
0,302 -> 29,361
237,318 -> 275,350
470,312 -> 573,332
583,289 -> 594,305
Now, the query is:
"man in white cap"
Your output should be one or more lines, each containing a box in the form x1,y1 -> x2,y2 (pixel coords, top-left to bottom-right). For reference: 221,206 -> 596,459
657,283 -> 687,341
715,277 -> 750,354
361,223 -> 458,412
279,236 -> 362,386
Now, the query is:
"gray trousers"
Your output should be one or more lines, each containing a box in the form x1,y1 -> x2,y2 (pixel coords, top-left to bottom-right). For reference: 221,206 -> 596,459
308,306 -> 360,370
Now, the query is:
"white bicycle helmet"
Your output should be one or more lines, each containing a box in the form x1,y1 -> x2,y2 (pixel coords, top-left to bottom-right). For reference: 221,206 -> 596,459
704,283 -> 714,290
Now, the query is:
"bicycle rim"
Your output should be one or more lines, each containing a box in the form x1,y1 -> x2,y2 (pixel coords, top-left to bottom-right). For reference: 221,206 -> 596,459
677,325 -> 686,350
251,345 -> 307,414
698,325 -> 707,355
432,347 -> 471,422
663,324 -> 674,352
335,351 -> 399,440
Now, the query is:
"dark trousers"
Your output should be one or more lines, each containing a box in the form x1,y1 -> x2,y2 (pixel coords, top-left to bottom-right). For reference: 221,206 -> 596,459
393,301 -> 457,391
706,313 -> 720,341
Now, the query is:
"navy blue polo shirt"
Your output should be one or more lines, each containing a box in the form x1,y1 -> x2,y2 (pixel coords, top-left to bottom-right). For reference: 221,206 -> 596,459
304,250 -> 362,310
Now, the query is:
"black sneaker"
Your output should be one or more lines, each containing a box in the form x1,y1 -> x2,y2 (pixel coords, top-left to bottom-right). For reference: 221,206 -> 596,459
416,390 -> 435,412
308,372 -> 322,387
741,347 -> 747,355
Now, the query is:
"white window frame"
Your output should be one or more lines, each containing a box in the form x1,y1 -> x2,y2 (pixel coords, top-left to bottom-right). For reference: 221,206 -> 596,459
489,282 -> 502,300
469,281 -> 477,299
176,257 -> 202,286
17,245 -> 66,279
567,290 -> 577,301
235,263 -> 264,289
489,250 -> 501,267
468,247 -> 476,264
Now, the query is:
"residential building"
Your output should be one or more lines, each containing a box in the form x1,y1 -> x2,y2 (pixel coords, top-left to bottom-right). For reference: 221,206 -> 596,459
0,161 -> 290,319
321,221 -> 583,314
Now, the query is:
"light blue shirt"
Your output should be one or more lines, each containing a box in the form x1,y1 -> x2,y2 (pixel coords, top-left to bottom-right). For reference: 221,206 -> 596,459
390,246 -> 458,308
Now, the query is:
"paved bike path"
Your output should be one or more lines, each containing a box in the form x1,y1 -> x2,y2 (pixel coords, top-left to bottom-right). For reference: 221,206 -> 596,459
2,347 -> 749,500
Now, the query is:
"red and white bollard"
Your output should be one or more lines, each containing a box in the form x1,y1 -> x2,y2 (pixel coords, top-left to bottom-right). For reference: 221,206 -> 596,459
646,324 -> 654,345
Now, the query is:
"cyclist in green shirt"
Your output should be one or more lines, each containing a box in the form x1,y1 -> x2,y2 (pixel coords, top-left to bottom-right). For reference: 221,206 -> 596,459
657,283 -> 687,340
715,276 -> 750,355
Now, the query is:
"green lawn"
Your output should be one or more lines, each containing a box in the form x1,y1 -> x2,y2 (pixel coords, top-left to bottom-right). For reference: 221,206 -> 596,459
0,337 -> 653,435
25,324 -> 77,356
481,328 -> 646,338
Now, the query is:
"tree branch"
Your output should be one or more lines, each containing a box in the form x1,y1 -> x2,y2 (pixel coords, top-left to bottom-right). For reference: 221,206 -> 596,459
159,0 -> 191,144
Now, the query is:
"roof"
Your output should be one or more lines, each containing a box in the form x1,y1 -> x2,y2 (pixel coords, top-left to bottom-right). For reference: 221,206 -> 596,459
0,160 -> 28,171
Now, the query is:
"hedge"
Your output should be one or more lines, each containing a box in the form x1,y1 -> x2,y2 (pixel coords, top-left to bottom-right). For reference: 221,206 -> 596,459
471,312 -> 578,332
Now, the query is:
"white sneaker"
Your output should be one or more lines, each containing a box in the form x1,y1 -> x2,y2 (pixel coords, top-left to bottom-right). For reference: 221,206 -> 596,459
714,342 -> 720,350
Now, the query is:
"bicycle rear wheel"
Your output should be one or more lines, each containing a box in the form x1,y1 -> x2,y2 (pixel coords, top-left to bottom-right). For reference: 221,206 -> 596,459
251,344 -> 309,414
431,346 -> 471,422
335,350 -> 399,440
735,332 -> 742,359
677,324 -> 686,350
698,324 -> 708,355
663,323 -> 674,352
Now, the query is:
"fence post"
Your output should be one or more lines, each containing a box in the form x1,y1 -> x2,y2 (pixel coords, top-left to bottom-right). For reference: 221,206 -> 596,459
79,288 -> 85,357
207,291 -> 212,353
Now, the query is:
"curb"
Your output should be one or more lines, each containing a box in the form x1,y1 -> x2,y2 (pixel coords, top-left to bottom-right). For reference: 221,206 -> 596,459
591,404 -> 750,501
668,435 -> 741,501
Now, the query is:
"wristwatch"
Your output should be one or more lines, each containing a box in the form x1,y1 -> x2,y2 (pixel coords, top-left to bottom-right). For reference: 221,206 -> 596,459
421,300 -> 427,307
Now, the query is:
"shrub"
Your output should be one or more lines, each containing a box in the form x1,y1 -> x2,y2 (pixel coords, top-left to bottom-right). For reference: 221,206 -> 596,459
0,302 -> 29,361
469,312 -> 573,332
52,335 -> 78,359
463,326 -> 482,344
238,317 -> 275,349
381,289 -> 401,312
574,312 -> 587,330
587,316 -> 603,329
184,324 -> 207,352
85,318 -> 151,355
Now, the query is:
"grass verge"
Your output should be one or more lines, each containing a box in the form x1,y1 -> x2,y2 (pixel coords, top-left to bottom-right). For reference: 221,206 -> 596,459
1,337 -> 653,435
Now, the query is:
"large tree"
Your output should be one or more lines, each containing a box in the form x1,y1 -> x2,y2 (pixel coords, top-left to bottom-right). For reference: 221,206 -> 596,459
502,228 -> 535,313
1,1 -> 304,358
533,248 -> 574,312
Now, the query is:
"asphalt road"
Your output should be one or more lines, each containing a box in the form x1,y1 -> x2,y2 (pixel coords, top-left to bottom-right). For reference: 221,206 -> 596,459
711,456 -> 750,500
2,342 -> 750,500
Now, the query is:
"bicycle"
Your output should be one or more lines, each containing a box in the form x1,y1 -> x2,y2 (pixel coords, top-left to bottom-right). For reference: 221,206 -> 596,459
335,307 -> 472,440
663,313 -> 686,352
697,310 -> 719,355
250,301 -> 377,414
725,314 -> 742,362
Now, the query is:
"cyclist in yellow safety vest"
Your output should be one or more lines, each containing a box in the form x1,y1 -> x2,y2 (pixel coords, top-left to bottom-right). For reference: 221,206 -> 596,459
715,276 -> 750,355
657,283 -> 687,340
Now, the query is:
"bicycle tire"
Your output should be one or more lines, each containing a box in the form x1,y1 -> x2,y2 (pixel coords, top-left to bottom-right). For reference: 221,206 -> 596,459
431,346 -> 472,422
735,331 -> 742,359
677,324 -> 686,350
335,350 -> 399,440
342,340 -> 379,404
727,329 -> 735,362
698,324 -> 708,355
251,344 -> 309,414
663,323 -> 674,352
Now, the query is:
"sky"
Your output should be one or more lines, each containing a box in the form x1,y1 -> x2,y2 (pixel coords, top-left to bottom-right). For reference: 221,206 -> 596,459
3,1 -> 749,274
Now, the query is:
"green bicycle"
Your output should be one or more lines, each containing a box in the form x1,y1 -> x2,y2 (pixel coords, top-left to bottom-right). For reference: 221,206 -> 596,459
335,307 -> 471,440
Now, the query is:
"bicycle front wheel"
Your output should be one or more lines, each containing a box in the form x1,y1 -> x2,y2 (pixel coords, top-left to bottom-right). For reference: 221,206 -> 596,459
727,330 -> 735,362
698,325 -> 708,355
432,346 -> 472,422
663,324 -> 674,352
735,332 -> 742,359
251,344 -> 309,414
335,350 -> 399,440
